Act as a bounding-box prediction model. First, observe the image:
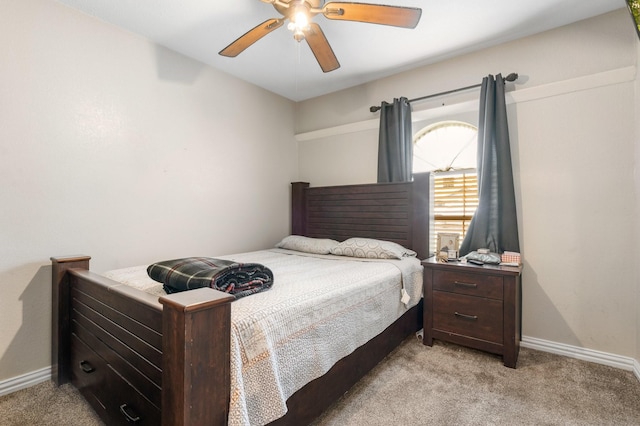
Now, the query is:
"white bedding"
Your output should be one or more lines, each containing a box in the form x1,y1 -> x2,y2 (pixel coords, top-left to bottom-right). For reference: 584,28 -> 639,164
102,248 -> 423,426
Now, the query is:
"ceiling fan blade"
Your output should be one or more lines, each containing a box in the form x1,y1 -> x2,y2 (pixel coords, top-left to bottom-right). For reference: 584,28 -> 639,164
219,18 -> 284,57
304,23 -> 340,73
322,2 -> 422,28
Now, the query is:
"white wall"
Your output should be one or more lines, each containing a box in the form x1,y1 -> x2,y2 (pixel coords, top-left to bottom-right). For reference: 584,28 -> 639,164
297,10 -> 639,359
0,0 -> 297,381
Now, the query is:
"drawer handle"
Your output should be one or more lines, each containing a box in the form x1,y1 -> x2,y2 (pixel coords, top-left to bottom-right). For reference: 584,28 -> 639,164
79,360 -> 95,374
454,312 -> 478,321
454,281 -> 477,288
119,404 -> 141,423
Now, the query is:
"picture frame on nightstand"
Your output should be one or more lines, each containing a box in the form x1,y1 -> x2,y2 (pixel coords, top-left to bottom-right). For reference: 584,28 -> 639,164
436,233 -> 459,255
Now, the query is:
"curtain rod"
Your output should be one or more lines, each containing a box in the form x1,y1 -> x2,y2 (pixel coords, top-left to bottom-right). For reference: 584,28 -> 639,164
369,72 -> 519,113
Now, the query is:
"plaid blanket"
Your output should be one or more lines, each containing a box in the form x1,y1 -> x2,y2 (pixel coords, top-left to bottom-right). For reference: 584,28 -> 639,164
147,257 -> 273,299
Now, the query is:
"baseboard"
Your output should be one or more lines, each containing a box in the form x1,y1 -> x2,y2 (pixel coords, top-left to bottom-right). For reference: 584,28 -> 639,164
521,335 -> 638,374
0,366 -> 50,397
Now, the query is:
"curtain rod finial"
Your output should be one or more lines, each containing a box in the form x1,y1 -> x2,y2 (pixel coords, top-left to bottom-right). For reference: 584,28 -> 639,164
370,105 -> 381,113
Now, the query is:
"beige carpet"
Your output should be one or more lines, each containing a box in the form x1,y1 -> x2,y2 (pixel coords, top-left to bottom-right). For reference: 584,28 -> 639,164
2,336 -> 639,425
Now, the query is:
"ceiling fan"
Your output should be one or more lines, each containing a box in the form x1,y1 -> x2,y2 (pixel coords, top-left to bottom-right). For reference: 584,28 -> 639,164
219,0 -> 422,73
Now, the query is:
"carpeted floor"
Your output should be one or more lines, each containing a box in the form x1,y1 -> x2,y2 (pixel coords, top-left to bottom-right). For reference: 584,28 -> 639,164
2,336 -> 639,425
312,337 -> 640,425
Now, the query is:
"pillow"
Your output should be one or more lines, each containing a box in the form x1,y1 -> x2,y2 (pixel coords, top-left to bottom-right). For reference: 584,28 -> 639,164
275,235 -> 339,255
330,237 -> 417,260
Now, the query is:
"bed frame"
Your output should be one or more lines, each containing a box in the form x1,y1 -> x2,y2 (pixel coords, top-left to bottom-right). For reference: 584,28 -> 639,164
51,173 -> 430,425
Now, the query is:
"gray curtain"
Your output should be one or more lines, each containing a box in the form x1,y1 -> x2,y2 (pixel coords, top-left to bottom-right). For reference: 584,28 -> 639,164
377,97 -> 412,183
459,74 -> 520,255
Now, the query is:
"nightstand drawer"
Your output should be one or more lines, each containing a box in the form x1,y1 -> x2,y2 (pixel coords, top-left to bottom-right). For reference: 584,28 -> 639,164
433,269 -> 503,300
432,291 -> 503,344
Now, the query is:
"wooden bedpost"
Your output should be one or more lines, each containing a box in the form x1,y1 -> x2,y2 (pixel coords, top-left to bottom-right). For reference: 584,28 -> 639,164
159,288 -> 234,426
411,172 -> 431,260
291,182 -> 309,235
50,255 -> 91,386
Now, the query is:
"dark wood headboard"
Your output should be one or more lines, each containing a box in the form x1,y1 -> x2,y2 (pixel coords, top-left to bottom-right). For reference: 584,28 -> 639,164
291,172 -> 430,259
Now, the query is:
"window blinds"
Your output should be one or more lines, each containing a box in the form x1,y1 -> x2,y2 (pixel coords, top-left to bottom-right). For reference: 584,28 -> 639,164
432,171 -> 478,250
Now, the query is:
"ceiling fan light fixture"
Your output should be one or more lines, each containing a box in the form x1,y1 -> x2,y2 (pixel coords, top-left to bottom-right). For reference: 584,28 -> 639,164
293,10 -> 310,28
292,27 -> 306,41
287,5 -> 311,41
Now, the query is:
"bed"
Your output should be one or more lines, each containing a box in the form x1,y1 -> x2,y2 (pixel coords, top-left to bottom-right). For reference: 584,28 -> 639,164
51,174 -> 430,425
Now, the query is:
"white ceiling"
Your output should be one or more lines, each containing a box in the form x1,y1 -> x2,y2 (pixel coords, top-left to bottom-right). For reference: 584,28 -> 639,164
55,0 -> 624,101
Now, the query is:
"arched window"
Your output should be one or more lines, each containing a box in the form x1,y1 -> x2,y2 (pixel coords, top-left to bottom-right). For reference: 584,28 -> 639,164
413,121 -> 478,254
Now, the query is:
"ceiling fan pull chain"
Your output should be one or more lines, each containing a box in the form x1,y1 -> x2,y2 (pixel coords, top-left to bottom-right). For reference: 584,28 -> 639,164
295,42 -> 300,93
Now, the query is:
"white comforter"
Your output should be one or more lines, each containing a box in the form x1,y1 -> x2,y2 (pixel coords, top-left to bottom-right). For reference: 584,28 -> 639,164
103,248 -> 423,426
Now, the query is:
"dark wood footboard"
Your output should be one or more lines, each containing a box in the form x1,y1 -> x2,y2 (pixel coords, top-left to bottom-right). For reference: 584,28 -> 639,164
51,256 -> 234,425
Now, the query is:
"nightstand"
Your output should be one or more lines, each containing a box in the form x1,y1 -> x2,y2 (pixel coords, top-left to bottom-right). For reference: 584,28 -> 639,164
422,257 -> 522,368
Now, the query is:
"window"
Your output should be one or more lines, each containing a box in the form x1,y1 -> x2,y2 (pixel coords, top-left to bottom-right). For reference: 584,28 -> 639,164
413,121 -> 478,254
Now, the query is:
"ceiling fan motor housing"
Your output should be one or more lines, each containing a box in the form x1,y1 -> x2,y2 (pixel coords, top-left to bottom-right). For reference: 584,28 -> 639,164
274,0 -> 322,14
